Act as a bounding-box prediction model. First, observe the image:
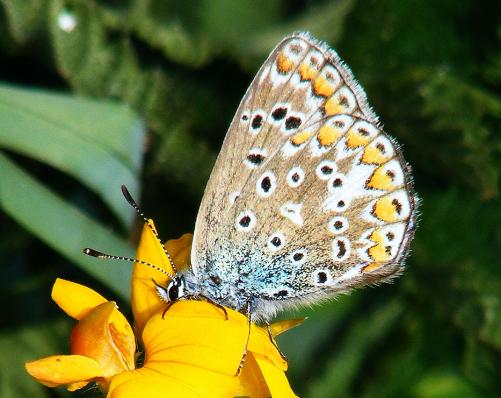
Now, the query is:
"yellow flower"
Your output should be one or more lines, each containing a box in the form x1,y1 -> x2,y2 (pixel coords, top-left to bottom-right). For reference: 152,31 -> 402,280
25,278 -> 135,392
26,220 -> 300,397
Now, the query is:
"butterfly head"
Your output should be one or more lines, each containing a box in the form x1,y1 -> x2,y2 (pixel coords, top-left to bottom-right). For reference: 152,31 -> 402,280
155,275 -> 186,303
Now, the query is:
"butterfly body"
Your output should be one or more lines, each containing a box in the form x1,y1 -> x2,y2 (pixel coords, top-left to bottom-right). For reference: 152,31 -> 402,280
160,32 -> 416,322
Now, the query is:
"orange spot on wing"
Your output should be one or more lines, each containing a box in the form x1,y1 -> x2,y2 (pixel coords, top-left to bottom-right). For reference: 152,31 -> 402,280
366,167 -> 395,191
290,130 -> 313,146
276,53 -> 295,74
346,128 -> 371,149
362,262 -> 384,272
372,196 -> 398,222
317,125 -> 341,147
298,63 -> 318,81
361,145 -> 389,165
324,94 -> 352,116
367,229 -> 391,263
313,76 -> 335,97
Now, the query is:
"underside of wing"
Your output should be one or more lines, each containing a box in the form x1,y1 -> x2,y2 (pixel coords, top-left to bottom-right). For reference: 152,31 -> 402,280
191,32 -> 417,316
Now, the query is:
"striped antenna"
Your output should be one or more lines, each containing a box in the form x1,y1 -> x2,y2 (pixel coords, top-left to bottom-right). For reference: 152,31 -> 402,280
121,185 -> 178,273
83,248 -> 175,279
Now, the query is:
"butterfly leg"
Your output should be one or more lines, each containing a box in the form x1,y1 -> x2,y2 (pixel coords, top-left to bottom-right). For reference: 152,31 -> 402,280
161,302 -> 174,319
201,296 -> 229,320
266,322 -> 288,362
236,301 -> 252,376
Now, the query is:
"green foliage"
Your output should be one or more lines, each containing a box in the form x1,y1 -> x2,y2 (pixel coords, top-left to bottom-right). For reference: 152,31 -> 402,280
0,0 -> 499,397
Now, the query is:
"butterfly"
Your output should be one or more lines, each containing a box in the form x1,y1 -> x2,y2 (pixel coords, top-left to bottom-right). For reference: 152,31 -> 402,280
88,32 -> 417,323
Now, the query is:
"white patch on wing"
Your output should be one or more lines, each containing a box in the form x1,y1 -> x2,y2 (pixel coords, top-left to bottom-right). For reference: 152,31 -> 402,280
280,202 -> 303,226
333,263 -> 364,284
228,191 -> 240,205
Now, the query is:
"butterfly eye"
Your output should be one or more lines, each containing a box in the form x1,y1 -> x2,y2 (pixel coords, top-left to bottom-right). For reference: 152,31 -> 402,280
166,276 -> 185,302
210,275 -> 221,285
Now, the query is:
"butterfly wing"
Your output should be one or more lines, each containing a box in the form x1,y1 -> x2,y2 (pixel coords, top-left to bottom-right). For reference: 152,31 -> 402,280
191,32 -> 417,318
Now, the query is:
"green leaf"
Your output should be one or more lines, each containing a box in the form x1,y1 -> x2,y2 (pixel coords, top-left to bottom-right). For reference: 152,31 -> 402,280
235,0 -> 355,67
0,0 -> 47,44
0,319 -> 74,398
411,371 -> 484,398
0,152 -> 133,297
305,299 -> 403,398
127,0 -> 213,67
0,82 -> 144,228
276,292 -> 362,384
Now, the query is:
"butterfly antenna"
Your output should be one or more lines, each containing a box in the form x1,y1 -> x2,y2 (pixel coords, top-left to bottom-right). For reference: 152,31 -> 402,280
83,248 -> 175,279
121,185 -> 178,273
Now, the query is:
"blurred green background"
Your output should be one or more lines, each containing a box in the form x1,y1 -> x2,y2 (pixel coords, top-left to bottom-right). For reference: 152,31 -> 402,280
0,0 -> 499,397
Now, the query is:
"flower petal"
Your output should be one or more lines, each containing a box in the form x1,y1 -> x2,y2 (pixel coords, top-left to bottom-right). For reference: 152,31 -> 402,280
247,323 -> 288,371
108,366 -> 251,398
111,301 -> 291,397
52,278 -> 135,368
25,355 -> 103,389
71,301 -> 135,376
142,301 -> 248,376
165,233 -> 192,272
131,221 -> 176,334
108,372 -> 203,398
270,318 -> 305,337
52,278 -> 108,320
254,353 -> 298,398
109,301 -> 294,397
110,357 -> 273,398
234,353 -> 272,397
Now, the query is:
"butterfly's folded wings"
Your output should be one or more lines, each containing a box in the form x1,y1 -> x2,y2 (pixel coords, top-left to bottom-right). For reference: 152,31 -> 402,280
191,32 -> 417,315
